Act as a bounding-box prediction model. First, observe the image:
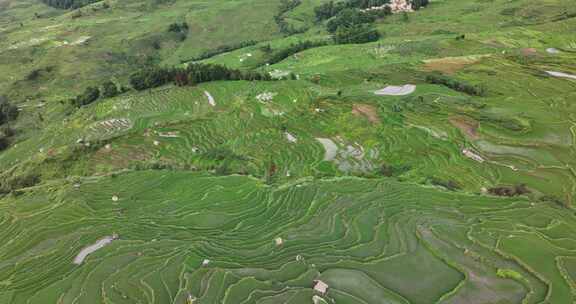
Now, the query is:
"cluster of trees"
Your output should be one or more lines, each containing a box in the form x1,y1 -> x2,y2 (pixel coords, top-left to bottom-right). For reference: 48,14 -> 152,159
315,0 -> 428,20
328,8 -> 382,44
168,22 -> 188,33
71,63 -> 277,108
425,74 -> 486,96
267,40 -> 329,65
274,0 -> 307,36
325,9 -> 383,44
71,80 -> 122,107
488,184 -> 530,197
428,177 -> 461,191
332,24 -> 380,44
0,126 -> 15,151
314,0 -> 431,44
168,22 -> 189,41
378,163 -> 411,177
0,172 -> 40,195
411,0 -> 429,10
0,96 -> 18,152
314,2 -> 387,44
314,0 -> 390,21
326,8 -> 378,33
0,97 -> 18,126
40,0 -> 100,9
182,40 -> 258,63
130,63 -> 274,91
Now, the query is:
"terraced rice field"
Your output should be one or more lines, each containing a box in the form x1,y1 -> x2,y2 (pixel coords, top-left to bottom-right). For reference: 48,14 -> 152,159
1,0 -> 576,302
1,171 -> 575,303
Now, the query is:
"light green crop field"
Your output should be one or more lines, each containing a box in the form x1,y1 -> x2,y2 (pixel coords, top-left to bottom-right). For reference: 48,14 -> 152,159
1,0 -> 576,303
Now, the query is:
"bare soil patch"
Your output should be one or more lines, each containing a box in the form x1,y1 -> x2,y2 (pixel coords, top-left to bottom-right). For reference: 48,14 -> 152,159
423,55 -> 489,74
352,104 -> 380,124
449,116 -> 479,140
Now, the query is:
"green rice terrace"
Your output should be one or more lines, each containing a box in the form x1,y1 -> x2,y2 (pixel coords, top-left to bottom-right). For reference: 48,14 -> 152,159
0,0 -> 576,303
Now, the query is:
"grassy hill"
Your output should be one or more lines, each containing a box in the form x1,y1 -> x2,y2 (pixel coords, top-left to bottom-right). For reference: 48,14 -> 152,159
1,0 -> 576,303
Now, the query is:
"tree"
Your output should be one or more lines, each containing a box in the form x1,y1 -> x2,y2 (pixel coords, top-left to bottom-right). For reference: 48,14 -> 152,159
73,86 -> 100,107
40,0 -> 100,9
100,80 -> 119,98
168,22 -> 189,33
0,126 -> 15,152
332,24 -> 380,44
326,8 -> 375,33
260,44 -> 273,54
0,96 -> 18,125
168,22 -> 189,41
129,63 -> 274,91
0,136 -> 10,151
267,40 -> 328,64
314,0 -> 391,21
412,0 -> 430,10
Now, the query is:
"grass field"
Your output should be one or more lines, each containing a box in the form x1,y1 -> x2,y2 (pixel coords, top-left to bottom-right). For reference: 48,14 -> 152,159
1,0 -> 576,303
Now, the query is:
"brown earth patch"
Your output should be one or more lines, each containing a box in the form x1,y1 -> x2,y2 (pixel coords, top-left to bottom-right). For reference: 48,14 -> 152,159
449,116 -> 479,140
423,55 -> 488,74
352,104 -> 380,124
521,48 -> 538,56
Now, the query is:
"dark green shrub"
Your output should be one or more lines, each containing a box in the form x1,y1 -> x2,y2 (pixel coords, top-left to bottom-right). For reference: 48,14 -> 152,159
0,96 -> 18,125
100,80 -> 120,98
425,73 -> 486,96
72,86 -> 100,107
332,24 -> 380,44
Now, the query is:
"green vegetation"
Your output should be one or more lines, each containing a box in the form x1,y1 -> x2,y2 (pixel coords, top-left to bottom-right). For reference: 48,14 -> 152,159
0,96 -> 18,125
267,40 -> 329,65
182,40 -> 259,63
1,0 -> 576,302
0,96 -> 18,151
40,0 -> 101,9
425,73 -> 486,96
314,0 -> 391,21
274,0 -> 306,35
129,63 -> 274,91
72,86 -> 100,107
333,23 -> 381,44
167,22 -> 189,41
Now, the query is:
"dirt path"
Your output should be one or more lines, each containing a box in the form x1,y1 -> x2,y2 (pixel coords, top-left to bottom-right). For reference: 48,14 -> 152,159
374,85 -> 416,96
73,235 -> 118,265
204,91 -> 216,106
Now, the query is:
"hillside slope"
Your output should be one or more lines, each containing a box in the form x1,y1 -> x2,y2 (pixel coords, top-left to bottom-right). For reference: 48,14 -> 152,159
0,0 -> 576,303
